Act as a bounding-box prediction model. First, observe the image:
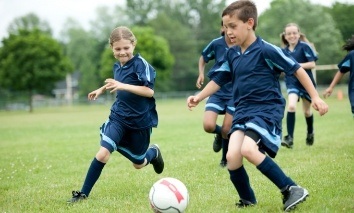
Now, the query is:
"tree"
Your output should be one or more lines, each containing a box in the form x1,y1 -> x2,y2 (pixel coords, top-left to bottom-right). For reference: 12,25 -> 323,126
0,29 -> 72,112
99,26 -> 174,92
324,2 -> 354,42
256,0 -> 344,84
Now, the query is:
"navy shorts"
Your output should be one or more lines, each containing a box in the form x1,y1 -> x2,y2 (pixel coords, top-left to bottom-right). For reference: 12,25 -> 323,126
99,119 -> 151,164
287,88 -> 312,102
205,94 -> 234,115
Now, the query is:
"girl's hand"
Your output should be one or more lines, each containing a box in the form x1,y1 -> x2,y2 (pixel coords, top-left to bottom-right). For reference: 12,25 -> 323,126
323,88 -> 333,99
105,78 -> 124,93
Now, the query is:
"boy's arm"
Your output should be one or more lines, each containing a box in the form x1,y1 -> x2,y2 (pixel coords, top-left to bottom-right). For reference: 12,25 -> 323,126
294,67 -> 328,115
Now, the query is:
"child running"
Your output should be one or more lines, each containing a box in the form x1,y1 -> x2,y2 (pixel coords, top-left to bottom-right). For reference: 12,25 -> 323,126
187,0 -> 328,211
323,35 -> 354,117
67,26 -> 164,203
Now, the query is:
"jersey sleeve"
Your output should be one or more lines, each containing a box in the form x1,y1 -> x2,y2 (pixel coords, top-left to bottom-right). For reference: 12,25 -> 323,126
262,41 -> 301,76
135,57 -> 156,89
338,51 -> 353,73
212,49 -> 232,86
302,42 -> 318,62
201,40 -> 216,63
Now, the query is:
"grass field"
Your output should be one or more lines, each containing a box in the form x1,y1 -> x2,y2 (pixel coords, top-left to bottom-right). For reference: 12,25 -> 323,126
0,96 -> 353,213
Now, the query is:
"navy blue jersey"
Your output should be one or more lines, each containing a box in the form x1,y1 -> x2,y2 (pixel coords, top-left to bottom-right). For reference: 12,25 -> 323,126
109,54 -> 158,129
338,50 -> 354,113
213,37 -> 301,155
201,36 -> 232,99
283,41 -> 318,89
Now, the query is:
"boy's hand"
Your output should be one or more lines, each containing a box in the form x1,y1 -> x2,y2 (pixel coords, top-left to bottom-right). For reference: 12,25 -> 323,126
312,97 -> 329,116
187,96 -> 201,110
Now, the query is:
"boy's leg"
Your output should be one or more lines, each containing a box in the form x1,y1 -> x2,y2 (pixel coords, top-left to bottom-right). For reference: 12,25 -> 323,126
227,130 -> 257,206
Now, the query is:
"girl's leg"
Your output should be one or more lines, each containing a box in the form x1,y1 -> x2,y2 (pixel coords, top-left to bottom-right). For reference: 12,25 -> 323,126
302,98 -> 314,145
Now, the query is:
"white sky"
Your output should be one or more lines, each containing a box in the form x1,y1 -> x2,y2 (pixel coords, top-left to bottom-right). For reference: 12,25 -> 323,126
0,0 -> 353,40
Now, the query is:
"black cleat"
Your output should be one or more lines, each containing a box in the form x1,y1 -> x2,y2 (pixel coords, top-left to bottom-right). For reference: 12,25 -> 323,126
281,135 -> 294,149
150,144 -> 164,174
235,199 -> 256,208
67,191 -> 87,203
306,133 -> 314,146
219,160 -> 227,168
213,134 -> 222,152
282,186 -> 309,211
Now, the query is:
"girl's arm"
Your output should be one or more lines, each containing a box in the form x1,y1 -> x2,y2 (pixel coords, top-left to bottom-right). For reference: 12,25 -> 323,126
187,80 -> 220,110
196,56 -> 207,89
299,61 -> 316,70
323,71 -> 344,98
104,78 -> 154,98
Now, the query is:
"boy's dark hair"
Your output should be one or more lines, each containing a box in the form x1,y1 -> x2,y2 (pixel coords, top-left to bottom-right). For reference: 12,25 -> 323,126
222,0 -> 258,30
343,35 -> 354,51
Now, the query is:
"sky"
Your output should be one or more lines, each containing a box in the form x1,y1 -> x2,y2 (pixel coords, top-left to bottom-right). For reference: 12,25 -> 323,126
0,0 -> 353,41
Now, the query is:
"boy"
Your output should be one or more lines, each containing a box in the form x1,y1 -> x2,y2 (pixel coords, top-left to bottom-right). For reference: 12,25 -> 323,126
187,0 -> 328,211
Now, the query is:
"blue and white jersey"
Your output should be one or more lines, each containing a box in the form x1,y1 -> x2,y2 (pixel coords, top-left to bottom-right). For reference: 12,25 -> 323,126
338,50 -> 354,113
201,36 -> 232,99
283,41 -> 318,89
215,36 -> 300,125
110,54 -> 158,129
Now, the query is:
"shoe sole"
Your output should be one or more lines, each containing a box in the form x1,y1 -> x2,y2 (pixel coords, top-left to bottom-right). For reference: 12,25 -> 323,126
281,142 -> 293,149
284,189 -> 309,212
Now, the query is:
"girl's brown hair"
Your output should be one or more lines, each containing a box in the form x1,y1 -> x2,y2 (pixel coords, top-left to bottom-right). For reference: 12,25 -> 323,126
109,26 -> 137,47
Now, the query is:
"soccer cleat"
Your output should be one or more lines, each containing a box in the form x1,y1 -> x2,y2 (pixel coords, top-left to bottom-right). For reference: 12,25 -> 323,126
281,135 -> 294,149
306,133 -> 314,146
213,134 -> 222,152
67,191 -> 87,203
282,186 -> 309,211
150,144 -> 164,174
219,160 -> 227,168
235,199 -> 256,208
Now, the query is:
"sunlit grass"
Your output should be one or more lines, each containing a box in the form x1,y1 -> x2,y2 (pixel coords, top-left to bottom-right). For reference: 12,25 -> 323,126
0,96 -> 353,212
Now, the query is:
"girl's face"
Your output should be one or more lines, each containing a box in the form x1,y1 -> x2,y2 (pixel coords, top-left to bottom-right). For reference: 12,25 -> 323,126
284,25 -> 300,46
111,39 -> 135,65
222,14 -> 253,49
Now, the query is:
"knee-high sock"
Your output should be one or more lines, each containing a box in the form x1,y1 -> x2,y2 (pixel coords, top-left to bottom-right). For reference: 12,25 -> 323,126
228,166 -> 256,203
286,112 -> 296,137
221,139 -> 228,162
306,115 -> 314,134
213,125 -> 221,134
145,146 -> 158,165
81,157 -> 106,196
257,156 -> 295,191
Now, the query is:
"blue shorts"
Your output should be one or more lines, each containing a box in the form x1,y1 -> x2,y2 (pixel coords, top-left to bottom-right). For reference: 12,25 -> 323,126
287,88 -> 311,102
229,116 -> 282,158
99,119 -> 151,164
205,94 -> 234,115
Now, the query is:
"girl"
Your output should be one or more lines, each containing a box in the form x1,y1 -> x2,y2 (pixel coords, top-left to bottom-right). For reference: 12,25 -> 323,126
68,26 -> 164,203
281,23 -> 318,148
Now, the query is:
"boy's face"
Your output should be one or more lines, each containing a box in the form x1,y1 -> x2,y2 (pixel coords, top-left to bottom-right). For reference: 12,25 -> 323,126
222,14 -> 253,47
284,26 -> 300,46
111,39 -> 135,65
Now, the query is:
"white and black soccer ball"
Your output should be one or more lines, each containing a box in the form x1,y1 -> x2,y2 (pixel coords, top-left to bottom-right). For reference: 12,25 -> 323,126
149,177 -> 189,213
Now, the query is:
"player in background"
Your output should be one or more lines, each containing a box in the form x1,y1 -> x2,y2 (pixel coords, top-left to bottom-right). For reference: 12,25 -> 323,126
323,35 -> 354,117
196,21 -> 234,167
67,26 -> 164,203
280,23 -> 318,148
187,0 -> 328,211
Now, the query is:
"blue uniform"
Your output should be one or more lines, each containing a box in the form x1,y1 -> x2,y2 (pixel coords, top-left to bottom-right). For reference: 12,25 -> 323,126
338,50 -> 354,115
201,36 -> 234,115
214,37 -> 301,157
100,54 -> 158,164
283,41 -> 318,101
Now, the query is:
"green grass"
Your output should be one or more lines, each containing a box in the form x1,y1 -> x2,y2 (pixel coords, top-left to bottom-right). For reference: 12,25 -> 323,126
0,97 -> 353,213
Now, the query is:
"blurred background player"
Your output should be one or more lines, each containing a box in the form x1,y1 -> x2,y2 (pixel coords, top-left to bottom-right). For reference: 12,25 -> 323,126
323,35 -> 354,117
196,21 -> 234,167
67,26 -> 164,203
280,23 -> 318,148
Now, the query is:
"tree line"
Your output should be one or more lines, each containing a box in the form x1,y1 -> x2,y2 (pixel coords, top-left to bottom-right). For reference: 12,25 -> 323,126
0,0 -> 353,112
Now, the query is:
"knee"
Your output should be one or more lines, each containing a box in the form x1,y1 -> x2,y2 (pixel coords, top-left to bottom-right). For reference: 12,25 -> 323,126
304,110 -> 312,117
240,146 -> 254,160
95,148 -> 111,163
288,104 -> 296,112
133,163 -> 144,169
203,123 -> 215,133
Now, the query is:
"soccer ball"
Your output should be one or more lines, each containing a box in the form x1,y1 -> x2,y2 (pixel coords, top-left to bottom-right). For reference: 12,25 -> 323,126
149,177 -> 189,213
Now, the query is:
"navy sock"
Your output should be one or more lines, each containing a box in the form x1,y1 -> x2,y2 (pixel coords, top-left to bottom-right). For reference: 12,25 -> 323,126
286,112 -> 295,137
221,139 -> 229,162
228,166 -> 256,203
81,157 -> 106,196
145,146 -> 157,165
257,156 -> 295,190
213,125 -> 221,135
305,115 -> 314,134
